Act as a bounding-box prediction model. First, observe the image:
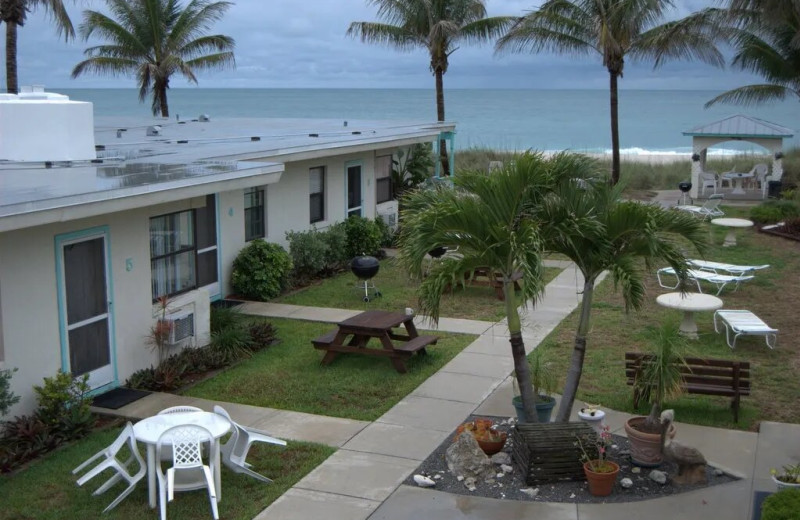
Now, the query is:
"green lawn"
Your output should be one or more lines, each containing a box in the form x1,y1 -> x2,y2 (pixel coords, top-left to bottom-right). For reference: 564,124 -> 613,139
0,424 -> 333,520
537,205 -> 800,431
277,258 -> 562,322
185,318 -> 476,421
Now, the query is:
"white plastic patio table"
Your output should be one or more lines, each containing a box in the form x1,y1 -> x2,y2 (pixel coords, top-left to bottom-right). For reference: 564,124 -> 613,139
711,217 -> 754,247
132,411 -> 231,509
722,172 -> 754,195
656,292 -> 723,339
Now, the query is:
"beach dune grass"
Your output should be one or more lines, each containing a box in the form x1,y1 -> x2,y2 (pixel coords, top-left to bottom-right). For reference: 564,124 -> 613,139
0,425 -> 333,520
537,206 -> 799,430
185,318 -> 476,421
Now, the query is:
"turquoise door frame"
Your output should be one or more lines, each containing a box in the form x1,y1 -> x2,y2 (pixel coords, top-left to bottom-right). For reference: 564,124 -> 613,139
345,160 -> 364,217
54,226 -> 118,393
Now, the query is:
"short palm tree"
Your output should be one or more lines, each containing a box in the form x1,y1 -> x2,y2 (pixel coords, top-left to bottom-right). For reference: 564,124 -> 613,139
533,179 -> 708,422
71,0 -> 235,117
348,0 -> 513,176
705,6 -> 800,107
497,0 -> 723,185
398,151 -> 598,421
0,0 -> 74,94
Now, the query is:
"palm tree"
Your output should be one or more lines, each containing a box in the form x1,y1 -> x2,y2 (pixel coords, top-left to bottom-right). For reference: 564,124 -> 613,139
71,0 -> 235,117
533,179 -> 708,422
0,0 -> 74,94
398,151 -> 598,421
705,6 -> 800,108
497,0 -> 723,185
348,0 -> 513,176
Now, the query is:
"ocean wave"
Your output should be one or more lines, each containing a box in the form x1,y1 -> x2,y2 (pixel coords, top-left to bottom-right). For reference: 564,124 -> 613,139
569,146 -> 769,157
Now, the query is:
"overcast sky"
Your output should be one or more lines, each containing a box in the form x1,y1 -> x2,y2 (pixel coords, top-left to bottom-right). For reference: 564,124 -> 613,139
3,0 -> 761,91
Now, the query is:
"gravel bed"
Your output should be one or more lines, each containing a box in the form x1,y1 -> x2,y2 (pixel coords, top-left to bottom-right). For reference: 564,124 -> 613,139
403,414 -> 738,504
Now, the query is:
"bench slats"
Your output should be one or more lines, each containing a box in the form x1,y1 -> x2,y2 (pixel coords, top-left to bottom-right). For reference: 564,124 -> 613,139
625,365 -> 751,379
392,335 -> 438,353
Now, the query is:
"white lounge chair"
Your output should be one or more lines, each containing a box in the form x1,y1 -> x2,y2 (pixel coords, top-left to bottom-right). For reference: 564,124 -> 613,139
688,259 -> 770,277
657,267 -> 754,295
213,405 -> 286,483
674,194 -> 724,220
714,310 -> 777,349
72,422 -> 146,513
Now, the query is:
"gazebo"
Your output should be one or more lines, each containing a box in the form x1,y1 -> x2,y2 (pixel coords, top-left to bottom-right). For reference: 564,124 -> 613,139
683,115 -> 794,199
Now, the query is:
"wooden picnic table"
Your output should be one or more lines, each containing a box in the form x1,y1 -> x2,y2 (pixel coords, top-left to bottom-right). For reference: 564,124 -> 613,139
311,310 -> 438,373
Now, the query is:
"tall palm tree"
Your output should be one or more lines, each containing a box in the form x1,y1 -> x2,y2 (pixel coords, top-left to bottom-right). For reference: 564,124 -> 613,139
348,0 -> 513,176
705,6 -> 800,107
497,0 -> 723,185
398,151 -> 598,421
71,0 -> 235,117
0,0 -> 74,94
533,179 -> 708,422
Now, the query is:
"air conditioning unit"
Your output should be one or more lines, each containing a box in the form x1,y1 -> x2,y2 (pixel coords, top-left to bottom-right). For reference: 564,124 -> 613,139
377,200 -> 399,230
379,211 -> 397,229
160,310 -> 195,345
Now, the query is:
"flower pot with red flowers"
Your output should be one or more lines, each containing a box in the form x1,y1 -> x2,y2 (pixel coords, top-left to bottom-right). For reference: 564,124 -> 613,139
455,419 -> 508,456
577,424 -> 619,496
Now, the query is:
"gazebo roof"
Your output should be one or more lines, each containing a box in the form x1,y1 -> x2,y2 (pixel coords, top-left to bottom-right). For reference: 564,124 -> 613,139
682,114 -> 794,139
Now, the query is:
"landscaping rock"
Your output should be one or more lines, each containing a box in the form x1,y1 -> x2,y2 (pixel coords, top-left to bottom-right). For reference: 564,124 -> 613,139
520,487 -> 539,498
631,467 -> 641,474
464,477 -> 477,491
491,452 -> 512,465
713,468 -> 724,477
413,474 -> 436,488
446,432 -> 495,480
501,464 -> 513,474
664,441 -> 707,485
620,478 -> 633,489
649,470 -> 668,485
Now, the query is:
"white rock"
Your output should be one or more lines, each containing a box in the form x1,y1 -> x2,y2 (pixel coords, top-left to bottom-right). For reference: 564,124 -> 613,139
464,477 -> 477,491
457,475 -> 464,482
713,468 -> 724,477
520,487 -> 539,498
620,477 -> 634,489
433,474 -> 442,480
498,483 -> 503,487
569,493 -> 576,499
611,444 -> 618,450
501,464 -> 514,474
496,472 -> 505,478
413,474 -> 436,488
491,452 -> 512,465
631,467 -> 641,474
649,470 -> 668,485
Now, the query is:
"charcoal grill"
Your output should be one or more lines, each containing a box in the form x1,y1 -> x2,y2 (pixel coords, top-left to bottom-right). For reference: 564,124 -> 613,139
678,181 -> 692,206
350,255 -> 382,302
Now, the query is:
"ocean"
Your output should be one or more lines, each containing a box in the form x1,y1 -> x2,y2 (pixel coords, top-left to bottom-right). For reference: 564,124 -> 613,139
57,88 -> 800,155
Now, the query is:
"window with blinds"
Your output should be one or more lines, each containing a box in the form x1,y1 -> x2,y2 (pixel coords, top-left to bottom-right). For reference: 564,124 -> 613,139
244,187 -> 265,241
375,155 -> 393,204
310,166 -> 325,224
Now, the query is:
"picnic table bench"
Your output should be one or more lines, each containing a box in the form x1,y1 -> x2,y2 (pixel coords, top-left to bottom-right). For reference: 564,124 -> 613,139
312,310 -> 438,373
625,352 -> 750,422
467,267 -> 522,301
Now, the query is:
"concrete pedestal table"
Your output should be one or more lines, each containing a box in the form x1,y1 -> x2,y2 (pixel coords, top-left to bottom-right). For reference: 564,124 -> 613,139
656,292 -> 723,339
711,217 -> 754,247
722,172 -> 754,195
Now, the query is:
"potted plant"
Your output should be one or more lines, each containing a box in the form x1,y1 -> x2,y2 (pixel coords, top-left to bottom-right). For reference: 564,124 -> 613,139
624,320 -> 685,466
454,418 -> 507,456
576,424 -> 619,496
772,464 -> 800,490
512,348 -> 557,423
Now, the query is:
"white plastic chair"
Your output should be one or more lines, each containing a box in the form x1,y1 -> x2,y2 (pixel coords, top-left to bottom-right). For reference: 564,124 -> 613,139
156,424 -> 218,520
158,405 -> 203,415
688,259 -> 770,277
72,422 -> 146,513
720,166 -> 737,188
657,267 -> 754,295
750,163 -> 769,189
714,309 -> 778,349
700,171 -> 719,196
674,194 -> 725,220
213,405 -> 286,483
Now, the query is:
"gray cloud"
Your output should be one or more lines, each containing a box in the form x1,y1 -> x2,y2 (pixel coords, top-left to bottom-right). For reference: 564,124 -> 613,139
4,0 -> 763,90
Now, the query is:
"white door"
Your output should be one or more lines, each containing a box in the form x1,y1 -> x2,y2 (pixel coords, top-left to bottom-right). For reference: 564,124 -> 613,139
59,232 -> 114,389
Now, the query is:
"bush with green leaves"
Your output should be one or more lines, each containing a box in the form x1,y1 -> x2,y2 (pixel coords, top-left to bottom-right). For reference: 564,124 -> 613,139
211,305 -> 241,334
750,200 -> 800,225
323,222 -> 349,270
287,228 -> 329,282
374,217 -> 396,248
761,488 -> 800,520
0,367 -> 20,418
33,371 -> 93,439
344,215 -> 382,259
231,240 -> 292,301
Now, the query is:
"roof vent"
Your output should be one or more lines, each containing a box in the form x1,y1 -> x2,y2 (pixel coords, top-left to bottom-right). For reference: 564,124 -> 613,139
250,136 -> 260,142
146,125 -> 162,136
309,133 -> 319,138
199,114 -> 210,122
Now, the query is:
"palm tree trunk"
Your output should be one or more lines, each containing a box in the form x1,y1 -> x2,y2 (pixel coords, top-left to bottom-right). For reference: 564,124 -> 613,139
5,21 -> 18,94
159,84 -> 169,118
435,67 -> 450,176
505,281 -> 538,422
555,278 -> 595,422
609,71 -> 620,186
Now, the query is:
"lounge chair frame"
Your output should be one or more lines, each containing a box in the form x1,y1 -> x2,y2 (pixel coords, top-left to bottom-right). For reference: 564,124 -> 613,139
714,310 -> 777,349
656,267 -> 753,295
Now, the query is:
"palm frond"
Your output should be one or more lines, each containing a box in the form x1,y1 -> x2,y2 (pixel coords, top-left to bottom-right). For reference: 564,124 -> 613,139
634,9 -> 725,68
71,57 -> 140,79
347,21 -> 419,50
183,51 -> 235,71
705,84 -> 794,107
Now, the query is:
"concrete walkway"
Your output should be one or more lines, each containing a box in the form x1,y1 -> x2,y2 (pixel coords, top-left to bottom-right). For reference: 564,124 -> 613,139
97,261 -> 797,520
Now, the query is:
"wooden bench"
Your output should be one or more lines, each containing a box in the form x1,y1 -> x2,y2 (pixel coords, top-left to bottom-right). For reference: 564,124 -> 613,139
625,352 -> 750,422
468,268 -> 523,301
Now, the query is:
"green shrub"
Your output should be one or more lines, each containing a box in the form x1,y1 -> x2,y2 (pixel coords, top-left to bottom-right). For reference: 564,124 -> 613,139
762,488 -> 800,520
33,371 -> 93,439
210,305 -> 241,334
210,326 -> 254,364
248,320 -> 278,351
0,367 -> 20,418
287,228 -> 329,281
750,200 -> 800,224
344,215 -> 382,259
322,222 -> 349,270
374,217 -> 395,248
231,240 -> 292,301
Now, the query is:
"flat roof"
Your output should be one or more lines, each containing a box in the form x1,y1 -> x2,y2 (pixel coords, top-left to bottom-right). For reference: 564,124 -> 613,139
0,116 -> 453,232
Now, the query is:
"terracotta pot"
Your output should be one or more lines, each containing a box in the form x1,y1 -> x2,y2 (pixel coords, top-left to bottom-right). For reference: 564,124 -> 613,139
583,460 -> 620,496
476,432 -> 507,456
624,417 -> 677,467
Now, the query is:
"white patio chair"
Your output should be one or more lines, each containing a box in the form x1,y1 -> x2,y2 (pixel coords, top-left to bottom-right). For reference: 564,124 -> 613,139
700,171 -> 719,196
72,422 -> 146,513
720,166 -> 737,188
674,194 -> 725,220
688,259 -> 770,277
750,163 -> 769,190
158,405 -> 203,415
656,267 -> 754,295
156,424 -> 219,520
213,405 -> 286,483
714,309 -> 778,349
